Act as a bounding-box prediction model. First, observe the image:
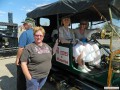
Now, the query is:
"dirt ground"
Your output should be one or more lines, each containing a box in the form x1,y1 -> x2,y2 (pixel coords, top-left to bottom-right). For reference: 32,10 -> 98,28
0,55 -> 56,90
0,39 -> 120,90
0,56 -> 17,90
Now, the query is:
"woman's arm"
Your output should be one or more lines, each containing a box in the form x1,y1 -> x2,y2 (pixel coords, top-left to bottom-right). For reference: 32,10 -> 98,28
52,39 -> 59,55
21,62 -> 32,80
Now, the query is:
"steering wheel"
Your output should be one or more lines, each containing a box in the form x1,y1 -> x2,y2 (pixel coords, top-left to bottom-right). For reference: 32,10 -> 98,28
101,29 -> 106,39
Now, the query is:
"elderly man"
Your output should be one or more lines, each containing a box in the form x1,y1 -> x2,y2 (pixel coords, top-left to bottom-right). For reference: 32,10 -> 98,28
15,17 -> 35,90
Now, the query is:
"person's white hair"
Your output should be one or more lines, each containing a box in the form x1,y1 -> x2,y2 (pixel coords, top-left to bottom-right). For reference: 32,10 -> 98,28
27,22 -> 35,28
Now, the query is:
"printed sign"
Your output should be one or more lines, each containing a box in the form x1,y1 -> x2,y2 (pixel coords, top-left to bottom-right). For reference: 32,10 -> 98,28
56,46 -> 69,65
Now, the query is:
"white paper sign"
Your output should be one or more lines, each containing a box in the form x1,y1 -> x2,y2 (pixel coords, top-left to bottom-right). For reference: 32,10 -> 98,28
56,46 -> 69,66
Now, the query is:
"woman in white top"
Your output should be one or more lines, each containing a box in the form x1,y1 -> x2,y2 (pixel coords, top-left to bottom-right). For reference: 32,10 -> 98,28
74,20 -> 101,66
59,17 -> 93,73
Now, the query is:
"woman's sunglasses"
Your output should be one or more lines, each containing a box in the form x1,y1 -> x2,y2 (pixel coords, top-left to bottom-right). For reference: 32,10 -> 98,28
80,23 -> 87,25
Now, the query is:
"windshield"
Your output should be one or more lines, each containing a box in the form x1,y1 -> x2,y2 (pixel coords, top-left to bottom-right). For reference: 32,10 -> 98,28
0,25 -> 17,37
111,6 -> 120,35
110,5 -> 120,51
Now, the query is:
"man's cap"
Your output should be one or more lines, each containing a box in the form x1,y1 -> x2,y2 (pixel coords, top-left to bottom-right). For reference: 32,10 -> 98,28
22,17 -> 35,24
22,17 -> 35,27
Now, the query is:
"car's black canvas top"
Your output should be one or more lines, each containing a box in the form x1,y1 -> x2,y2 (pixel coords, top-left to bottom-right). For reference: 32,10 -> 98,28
27,0 -> 114,21
27,0 -> 91,18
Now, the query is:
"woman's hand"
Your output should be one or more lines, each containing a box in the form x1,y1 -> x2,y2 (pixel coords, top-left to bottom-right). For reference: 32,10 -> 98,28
53,39 -> 60,55
27,76 -> 32,80
55,39 -> 60,44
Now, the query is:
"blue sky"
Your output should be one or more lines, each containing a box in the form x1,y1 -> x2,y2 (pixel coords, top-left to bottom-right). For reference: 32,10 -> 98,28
0,0 -> 58,26
0,0 -> 113,29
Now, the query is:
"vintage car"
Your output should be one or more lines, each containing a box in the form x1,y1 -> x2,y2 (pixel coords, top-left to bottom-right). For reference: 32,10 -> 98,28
27,0 -> 120,89
0,22 -> 18,54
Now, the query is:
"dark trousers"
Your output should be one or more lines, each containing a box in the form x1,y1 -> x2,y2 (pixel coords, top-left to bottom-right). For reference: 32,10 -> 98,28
17,66 -> 26,90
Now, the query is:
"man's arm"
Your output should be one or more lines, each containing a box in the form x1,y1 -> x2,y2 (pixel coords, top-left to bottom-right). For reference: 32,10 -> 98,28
15,47 -> 24,65
15,31 -> 26,65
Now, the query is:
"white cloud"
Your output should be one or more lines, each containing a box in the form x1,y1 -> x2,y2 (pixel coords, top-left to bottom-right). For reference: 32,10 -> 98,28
0,10 -> 6,16
20,3 -> 49,13
44,0 -> 51,2
35,3 -> 50,7
21,1 -> 52,13
26,9 -> 33,12
31,0 -> 51,1
20,7 -> 33,12
20,6 -> 26,11
34,0 -> 57,8
0,10 -> 6,14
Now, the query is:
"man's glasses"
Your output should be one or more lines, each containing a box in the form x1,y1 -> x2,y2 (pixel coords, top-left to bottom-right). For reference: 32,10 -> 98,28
35,35 -> 44,37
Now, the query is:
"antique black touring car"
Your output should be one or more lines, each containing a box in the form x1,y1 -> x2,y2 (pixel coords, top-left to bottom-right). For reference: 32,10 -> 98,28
27,0 -> 120,89
0,22 -> 18,54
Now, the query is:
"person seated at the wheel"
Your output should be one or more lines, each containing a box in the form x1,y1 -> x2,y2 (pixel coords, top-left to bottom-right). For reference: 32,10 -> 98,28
51,29 -> 58,42
59,16 -> 93,73
74,20 -> 101,67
